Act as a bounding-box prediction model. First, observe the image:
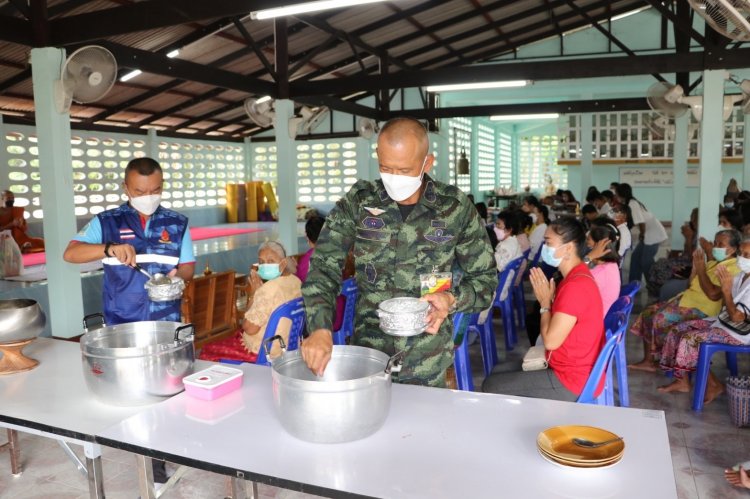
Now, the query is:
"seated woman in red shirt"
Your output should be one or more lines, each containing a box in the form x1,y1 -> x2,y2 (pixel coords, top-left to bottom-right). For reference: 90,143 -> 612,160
483,216 -> 604,401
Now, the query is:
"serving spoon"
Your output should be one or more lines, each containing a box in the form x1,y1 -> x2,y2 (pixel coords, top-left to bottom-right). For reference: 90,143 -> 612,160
572,436 -> 623,448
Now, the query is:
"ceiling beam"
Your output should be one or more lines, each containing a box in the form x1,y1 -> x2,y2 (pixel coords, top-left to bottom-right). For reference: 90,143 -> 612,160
7,0 -> 30,19
48,0 -> 282,45
98,41 -> 276,96
389,98 -> 651,120
0,15 -> 31,45
0,68 -> 30,93
642,0 -> 706,46
291,47 -> 750,97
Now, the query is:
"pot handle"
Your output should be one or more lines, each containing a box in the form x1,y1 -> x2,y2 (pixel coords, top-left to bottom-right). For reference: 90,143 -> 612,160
174,323 -> 195,343
262,335 -> 286,360
82,313 -> 106,332
384,350 -> 405,375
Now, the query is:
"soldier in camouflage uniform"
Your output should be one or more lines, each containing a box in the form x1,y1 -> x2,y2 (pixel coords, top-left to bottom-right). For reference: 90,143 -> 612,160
301,117 -> 497,387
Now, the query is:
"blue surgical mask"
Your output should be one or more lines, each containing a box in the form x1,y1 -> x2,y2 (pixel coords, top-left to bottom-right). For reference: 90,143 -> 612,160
712,247 -> 728,262
258,263 -> 281,280
541,244 -> 563,267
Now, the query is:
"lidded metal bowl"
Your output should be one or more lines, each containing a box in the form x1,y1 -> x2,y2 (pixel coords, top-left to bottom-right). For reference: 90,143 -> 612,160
144,275 -> 185,302
377,297 -> 429,337
0,299 -> 46,344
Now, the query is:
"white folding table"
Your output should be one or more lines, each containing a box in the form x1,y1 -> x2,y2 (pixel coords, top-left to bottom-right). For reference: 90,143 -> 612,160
97,361 -> 678,499
0,337 -> 155,498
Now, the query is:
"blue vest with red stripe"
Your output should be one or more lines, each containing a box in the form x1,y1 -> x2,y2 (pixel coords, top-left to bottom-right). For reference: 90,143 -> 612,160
99,203 -> 188,324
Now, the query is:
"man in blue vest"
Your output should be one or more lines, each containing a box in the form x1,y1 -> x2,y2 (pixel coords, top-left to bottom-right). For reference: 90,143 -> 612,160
64,157 -> 195,324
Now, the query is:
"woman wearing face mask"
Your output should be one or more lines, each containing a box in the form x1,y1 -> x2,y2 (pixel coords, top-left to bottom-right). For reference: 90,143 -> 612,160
629,229 -> 742,372
656,237 -> 750,404
199,240 -> 301,363
493,211 -> 523,272
483,216 -> 604,402
584,220 -> 622,317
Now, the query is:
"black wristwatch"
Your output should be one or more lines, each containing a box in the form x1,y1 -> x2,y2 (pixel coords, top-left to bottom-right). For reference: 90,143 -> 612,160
104,241 -> 118,257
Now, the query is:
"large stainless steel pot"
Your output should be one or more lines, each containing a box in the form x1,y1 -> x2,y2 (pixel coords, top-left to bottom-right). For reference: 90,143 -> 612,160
0,299 -> 46,344
268,337 -> 403,443
80,314 -> 195,406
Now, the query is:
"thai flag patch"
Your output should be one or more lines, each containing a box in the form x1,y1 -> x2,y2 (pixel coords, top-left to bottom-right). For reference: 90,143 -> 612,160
119,228 -> 135,240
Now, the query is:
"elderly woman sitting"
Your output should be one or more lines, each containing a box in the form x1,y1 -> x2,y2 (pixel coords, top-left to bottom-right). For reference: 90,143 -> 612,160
629,229 -> 741,372
656,237 -> 750,403
199,240 -> 302,363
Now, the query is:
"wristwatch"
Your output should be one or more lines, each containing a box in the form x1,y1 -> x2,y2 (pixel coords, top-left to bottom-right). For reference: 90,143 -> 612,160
583,256 -> 592,266
539,307 -> 551,314
104,241 -> 119,258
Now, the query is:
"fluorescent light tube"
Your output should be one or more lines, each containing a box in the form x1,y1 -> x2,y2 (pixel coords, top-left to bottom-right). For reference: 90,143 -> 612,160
490,113 -> 560,121
256,95 -> 273,104
166,49 -> 180,58
120,69 -> 142,82
251,0 -> 389,20
426,80 -> 530,92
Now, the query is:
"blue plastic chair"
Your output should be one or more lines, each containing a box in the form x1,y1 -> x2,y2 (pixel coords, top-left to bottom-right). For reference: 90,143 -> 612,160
254,297 -> 306,366
524,244 -> 543,279
577,312 -> 627,405
332,278 -> 357,345
452,312 -> 478,391
604,296 -> 632,406
691,342 -> 750,411
620,280 -> 641,302
512,248 -> 531,329
480,257 -> 524,375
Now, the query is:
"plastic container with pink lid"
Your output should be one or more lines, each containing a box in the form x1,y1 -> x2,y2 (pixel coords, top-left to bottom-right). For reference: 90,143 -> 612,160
183,365 -> 244,400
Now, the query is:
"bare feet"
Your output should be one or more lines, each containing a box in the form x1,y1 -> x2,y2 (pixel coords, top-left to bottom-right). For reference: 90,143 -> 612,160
724,466 -> 750,489
628,359 -> 658,372
657,378 -> 690,393
704,376 -> 725,405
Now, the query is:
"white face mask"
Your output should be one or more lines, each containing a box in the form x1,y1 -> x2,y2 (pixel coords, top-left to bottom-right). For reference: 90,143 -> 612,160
529,213 -> 538,224
129,194 -> 161,216
380,157 -> 427,202
739,256 -> 750,274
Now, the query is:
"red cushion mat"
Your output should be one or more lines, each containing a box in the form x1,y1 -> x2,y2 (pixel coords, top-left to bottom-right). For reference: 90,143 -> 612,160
22,226 -> 264,267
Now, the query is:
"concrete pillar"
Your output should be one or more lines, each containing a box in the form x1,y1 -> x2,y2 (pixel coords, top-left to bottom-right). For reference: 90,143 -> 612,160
243,136 -> 253,181
273,99 -> 297,254
470,120 -> 479,199
30,47 -> 83,338
671,114 -> 689,250
355,137 -> 373,181
146,128 -> 158,160
580,113 -> 593,202
0,115 -> 7,184
430,129 -> 450,184
743,112 -> 750,189
511,126 -> 521,191
697,70 -> 725,241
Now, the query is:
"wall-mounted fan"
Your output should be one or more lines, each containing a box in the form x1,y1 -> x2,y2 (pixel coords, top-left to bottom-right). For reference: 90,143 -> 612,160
688,0 -> 750,41
647,81 -> 740,122
358,118 -> 379,139
645,114 -> 675,141
301,106 -> 329,134
54,45 -> 117,114
244,97 -> 275,128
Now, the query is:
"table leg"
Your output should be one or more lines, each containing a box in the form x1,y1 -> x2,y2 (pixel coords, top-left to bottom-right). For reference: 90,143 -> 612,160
83,442 -> 104,499
135,454 -> 156,499
58,440 -> 87,476
231,471 -> 258,499
7,429 -> 21,476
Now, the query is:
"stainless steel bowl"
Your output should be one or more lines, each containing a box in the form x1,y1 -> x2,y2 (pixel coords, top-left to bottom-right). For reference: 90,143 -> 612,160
80,319 -> 194,406
377,297 -> 429,336
0,299 -> 46,344
144,275 -> 185,302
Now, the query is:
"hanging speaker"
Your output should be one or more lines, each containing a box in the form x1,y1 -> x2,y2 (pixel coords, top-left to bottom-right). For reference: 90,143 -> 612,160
457,148 -> 470,175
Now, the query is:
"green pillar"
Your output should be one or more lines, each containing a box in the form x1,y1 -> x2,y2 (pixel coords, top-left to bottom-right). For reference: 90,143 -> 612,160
273,99 -> 298,254
470,120 -> 479,200
356,137 -> 374,181
430,129 -> 450,184
698,70 -> 725,241
671,114 -> 689,250
743,112 -> 750,188
30,47 -> 83,338
580,113 -> 593,202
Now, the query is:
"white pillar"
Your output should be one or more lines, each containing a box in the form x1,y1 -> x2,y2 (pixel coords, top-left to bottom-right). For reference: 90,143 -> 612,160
743,112 -> 750,188
146,128 -> 158,160
580,113 -> 593,201
0,115 -> 8,184
671,114 -> 689,250
697,70 -> 726,241
273,99 -> 297,254
30,47 -> 84,338
243,136 -> 253,181
470,120 -> 479,199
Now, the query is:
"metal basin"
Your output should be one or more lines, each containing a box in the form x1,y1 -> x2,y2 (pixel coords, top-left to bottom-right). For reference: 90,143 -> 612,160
0,299 -> 46,344
80,317 -> 194,406
270,344 -> 400,443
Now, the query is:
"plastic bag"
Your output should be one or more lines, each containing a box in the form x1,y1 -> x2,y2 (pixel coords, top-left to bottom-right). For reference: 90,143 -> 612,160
0,230 -> 24,278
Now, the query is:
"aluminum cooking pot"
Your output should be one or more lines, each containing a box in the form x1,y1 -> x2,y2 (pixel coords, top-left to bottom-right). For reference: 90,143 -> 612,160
0,299 -> 46,344
267,336 -> 403,444
80,314 -> 195,406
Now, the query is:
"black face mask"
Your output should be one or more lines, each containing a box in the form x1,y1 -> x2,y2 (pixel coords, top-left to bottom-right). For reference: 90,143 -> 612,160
4,200 -> 13,208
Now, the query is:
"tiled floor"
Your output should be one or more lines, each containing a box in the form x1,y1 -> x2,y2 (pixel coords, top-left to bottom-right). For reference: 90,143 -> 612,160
2,292 -> 750,498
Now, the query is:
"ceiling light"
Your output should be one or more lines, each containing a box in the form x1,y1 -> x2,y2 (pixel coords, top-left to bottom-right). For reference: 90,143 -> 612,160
120,69 -> 142,82
490,113 -> 560,121
610,6 -> 650,22
166,49 -> 180,58
426,80 -> 530,92
251,0 -> 389,20
256,95 -> 273,104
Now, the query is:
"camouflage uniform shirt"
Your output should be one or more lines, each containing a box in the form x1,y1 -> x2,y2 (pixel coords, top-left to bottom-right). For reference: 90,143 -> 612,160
302,175 -> 497,387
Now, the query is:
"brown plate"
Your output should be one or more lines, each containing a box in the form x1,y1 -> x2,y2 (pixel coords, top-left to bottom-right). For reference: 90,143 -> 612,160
538,447 -> 623,469
537,425 -> 625,462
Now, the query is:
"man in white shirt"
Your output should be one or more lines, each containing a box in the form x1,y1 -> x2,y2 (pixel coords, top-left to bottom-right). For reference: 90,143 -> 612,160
611,206 -> 632,257
589,192 -> 612,216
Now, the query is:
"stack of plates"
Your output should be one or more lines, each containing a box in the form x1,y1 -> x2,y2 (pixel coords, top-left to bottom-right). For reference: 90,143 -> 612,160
537,425 -> 625,468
